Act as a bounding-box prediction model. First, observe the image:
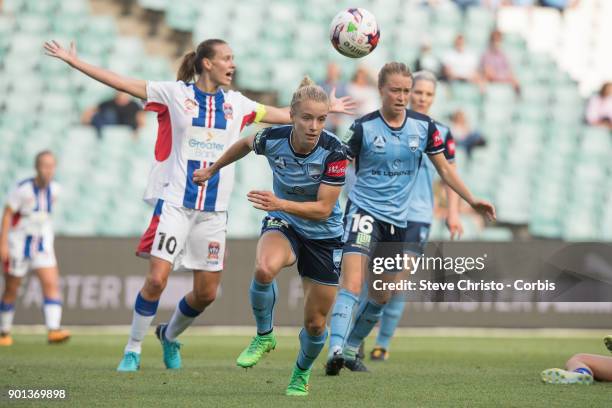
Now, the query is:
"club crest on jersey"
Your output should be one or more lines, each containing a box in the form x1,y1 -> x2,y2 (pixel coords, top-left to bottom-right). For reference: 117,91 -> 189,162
223,102 -> 233,120
274,156 -> 286,169
208,241 -> 220,262
183,98 -> 197,113
408,134 -> 419,152
373,135 -> 386,153
306,163 -> 323,180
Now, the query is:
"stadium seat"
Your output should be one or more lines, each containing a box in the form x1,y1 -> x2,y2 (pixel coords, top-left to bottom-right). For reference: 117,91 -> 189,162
478,227 -> 514,242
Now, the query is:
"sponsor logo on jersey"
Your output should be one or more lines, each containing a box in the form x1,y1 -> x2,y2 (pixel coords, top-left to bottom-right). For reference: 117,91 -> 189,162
288,186 -> 305,195
447,138 -> 456,157
184,98 -> 197,113
408,133 -> 419,152
342,127 -> 354,143
432,130 -> 443,147
188,139 -> 225,151
223,102 -> 233,120
325,160 -> 348,178
208,241 -> 220,261
392,159 -> 402,169
265,217 -> 288,229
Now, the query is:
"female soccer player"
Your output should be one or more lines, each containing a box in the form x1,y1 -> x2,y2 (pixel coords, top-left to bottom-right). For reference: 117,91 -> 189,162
43,39 -> 353,372
326,62 -> 495,375
0,150 -> 70,346
193,78 -> 348,396
541,336 -> 612,384
366,70 -> 463,363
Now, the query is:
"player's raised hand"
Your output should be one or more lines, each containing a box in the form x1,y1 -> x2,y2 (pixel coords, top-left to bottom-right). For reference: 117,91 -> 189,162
470,199 -> 496,222
192,167 -> 216,185
329,86 -> 356,115
446,213 -> 464,240
44,40 -> 77,65
247,190 -> 283,212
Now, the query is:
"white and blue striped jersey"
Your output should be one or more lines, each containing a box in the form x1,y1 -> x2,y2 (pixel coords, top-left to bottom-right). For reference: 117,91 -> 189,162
253,125 -> 348,239
406,120 -> 456,224
143,81 -> 263,211
6,178 -> 60,237
344,109 -> 445,228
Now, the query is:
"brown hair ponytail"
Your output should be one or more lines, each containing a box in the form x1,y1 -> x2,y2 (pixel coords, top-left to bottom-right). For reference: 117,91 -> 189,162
176,39 -> 228,83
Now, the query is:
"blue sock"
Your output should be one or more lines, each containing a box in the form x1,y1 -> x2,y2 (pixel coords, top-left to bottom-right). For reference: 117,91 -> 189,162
345,298 -> 384,350
574,367 -> 593,376
134,292 -> 159,316
328,289 -> 359,356
249,279 -> 277,335
376,294 -> 406,350
296,328 -> 328,370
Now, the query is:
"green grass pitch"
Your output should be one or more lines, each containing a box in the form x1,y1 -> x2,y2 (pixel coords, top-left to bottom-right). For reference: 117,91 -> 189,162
1,332 -> 611,407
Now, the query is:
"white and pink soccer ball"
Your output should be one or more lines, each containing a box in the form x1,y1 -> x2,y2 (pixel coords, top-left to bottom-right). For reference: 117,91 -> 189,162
330,8 -> 380,58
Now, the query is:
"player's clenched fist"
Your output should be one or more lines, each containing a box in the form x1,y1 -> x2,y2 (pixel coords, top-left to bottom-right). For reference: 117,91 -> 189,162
192,167 -> 216,185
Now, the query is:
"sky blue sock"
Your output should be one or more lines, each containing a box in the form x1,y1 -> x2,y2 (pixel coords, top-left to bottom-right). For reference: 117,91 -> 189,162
328,288 -> 359,356
296,328 -> 328,370
250,278 -> 277,335
346,298 -> 384,350
376,294 -> 406,350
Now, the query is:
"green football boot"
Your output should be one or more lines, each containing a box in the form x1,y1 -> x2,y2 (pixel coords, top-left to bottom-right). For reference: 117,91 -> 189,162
285,365 -> 311,396
236,333 -> 277,368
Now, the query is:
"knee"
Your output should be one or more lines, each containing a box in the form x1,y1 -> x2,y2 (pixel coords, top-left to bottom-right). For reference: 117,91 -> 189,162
567,353 -> 588,367
304,317 -> 327,336
193,287 -> 217,307
254,260 -> 278,284
145,274 -> 167,296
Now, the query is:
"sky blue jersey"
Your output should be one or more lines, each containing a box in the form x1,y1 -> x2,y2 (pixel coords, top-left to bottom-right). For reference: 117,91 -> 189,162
406,120 -> 456,224
253,125 -> 348,239
344,110 -> 445,228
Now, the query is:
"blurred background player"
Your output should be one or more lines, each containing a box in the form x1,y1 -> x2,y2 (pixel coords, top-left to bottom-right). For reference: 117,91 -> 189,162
81,91 -> 146,139
326,62 -> 495,375
366,70 -> 463,363
44,38 -> 353,373
541,336 -> 612,384
0,151 -> 69,346
193,78 -> 348,396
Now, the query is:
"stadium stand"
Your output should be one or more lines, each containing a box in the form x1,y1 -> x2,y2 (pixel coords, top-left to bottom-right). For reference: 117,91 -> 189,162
0,0 -> 610,241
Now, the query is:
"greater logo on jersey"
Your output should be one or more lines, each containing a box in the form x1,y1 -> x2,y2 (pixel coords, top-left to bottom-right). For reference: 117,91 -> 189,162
274,156 -> 286,170
222,102 -> 233,120
189,138 -> 225,151
325,160 -> 348,178
408,133 -> 419,152
373,135 -> 386,153
208,241 -> 220,262
184,98 -> 197,113
306,163 -> 324,180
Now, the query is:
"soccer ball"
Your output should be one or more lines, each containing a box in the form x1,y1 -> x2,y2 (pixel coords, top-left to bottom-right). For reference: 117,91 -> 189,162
329,8 -> 380,58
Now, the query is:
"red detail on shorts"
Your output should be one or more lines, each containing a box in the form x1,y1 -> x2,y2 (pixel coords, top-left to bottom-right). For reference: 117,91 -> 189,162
2,259 -> 9,274
325,159 -> 348,177
240,111 -> 256,131
136,213 -> 161,256
11,212 -> 21,227
432,130 -> 443,147
144,102 -> 172,162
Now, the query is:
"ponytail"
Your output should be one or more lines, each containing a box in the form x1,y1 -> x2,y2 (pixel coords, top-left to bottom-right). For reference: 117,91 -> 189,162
176,39 -> 228,83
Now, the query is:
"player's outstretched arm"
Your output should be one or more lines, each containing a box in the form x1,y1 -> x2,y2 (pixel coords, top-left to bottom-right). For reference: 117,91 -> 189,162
259,87 -> 356,124
43,40 -> 147,100
444,163 -> 464,240
430,153 -> 496,222
247,183 -> 341,221
192,134 -> 255,185
0,206 -> 13,264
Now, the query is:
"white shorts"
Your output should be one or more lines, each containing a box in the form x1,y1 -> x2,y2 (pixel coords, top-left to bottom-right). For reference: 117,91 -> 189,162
5,233 -> 57,278
136,200 -> 227,272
